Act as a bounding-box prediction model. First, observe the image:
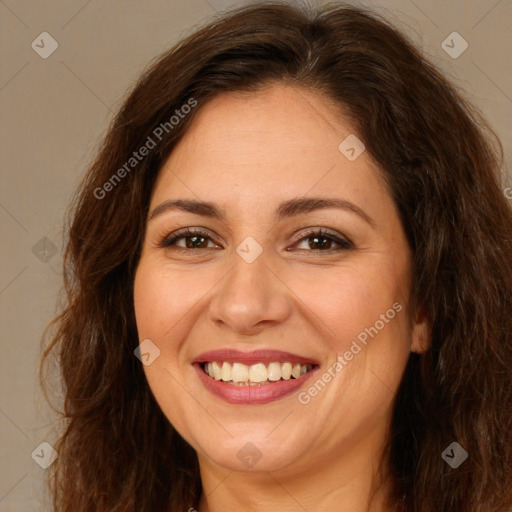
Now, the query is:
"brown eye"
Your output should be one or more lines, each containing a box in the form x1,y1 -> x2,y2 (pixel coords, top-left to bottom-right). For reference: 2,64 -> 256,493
159,227 -> 353,253
293,229 -> 353,252
159,228 -> 220,250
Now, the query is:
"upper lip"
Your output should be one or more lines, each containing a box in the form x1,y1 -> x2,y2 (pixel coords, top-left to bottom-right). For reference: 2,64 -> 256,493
193,349 -> 319,366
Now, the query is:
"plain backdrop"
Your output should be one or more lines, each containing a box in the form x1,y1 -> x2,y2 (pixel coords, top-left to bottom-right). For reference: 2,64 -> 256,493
0,0 -> 511,509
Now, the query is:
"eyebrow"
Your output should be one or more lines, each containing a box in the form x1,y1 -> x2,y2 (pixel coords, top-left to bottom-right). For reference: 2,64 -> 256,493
148,197 -> 375,227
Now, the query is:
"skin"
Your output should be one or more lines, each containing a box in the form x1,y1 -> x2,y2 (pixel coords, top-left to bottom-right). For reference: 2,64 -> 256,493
133,84 -> 430,512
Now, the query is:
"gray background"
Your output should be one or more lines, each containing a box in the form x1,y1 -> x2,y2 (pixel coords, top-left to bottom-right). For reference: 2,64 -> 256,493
1,0 -> 511,509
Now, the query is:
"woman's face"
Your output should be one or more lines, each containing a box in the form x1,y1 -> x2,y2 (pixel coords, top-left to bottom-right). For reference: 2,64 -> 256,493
133,84 -> 428,477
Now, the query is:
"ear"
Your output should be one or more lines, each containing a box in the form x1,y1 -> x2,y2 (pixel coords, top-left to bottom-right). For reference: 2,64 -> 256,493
411,304 -> 431,354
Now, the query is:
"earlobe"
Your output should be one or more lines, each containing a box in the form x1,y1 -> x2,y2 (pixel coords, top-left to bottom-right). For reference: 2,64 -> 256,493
411,305 -> 431,354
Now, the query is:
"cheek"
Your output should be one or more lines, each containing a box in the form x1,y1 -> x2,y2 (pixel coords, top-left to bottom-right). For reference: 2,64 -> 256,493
285,260 -> 408,350
133,259 -> 209,340
133,261 -> 193,399
133,261 -> 198,431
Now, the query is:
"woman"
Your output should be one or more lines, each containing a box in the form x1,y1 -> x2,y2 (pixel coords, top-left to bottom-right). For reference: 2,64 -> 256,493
40,1 -> 512,511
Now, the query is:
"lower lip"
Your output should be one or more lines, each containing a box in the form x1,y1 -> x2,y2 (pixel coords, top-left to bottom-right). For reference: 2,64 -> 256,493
193,363 -> 318,405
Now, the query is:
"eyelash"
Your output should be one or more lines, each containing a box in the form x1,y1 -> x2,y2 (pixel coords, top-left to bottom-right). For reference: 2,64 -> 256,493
158,227 -> 354,253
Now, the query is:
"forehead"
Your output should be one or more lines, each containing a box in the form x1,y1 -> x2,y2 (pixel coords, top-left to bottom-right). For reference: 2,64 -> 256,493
150,85 -> 389,217
167,85 -> 349,167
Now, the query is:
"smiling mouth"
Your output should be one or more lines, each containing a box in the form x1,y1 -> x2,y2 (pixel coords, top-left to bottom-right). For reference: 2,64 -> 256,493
202,361 -> 316,386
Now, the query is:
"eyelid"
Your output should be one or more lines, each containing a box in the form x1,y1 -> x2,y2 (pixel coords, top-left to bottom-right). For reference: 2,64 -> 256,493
289,226 -> 352,244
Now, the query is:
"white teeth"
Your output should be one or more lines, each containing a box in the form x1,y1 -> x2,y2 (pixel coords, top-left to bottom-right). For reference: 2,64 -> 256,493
221,362 -> 232,381
249,363 -> 267,383
267,362 -> 282,381
281,362 -> 292,380
211,361 -> 222,380
231,362 -> 249,383
203,361 -> 313,384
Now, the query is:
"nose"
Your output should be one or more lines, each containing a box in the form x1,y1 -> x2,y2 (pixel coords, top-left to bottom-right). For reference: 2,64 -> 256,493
207,248 -> 292,336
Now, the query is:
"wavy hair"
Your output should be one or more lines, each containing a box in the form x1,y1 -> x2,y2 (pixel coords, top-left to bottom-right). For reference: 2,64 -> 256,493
40,1 -> 512,511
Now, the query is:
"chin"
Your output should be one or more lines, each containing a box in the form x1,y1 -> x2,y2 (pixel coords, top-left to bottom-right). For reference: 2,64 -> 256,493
195,432 -> 307,473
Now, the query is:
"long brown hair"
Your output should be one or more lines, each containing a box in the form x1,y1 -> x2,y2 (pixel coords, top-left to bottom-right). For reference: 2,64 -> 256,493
40,2 -> 512,510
